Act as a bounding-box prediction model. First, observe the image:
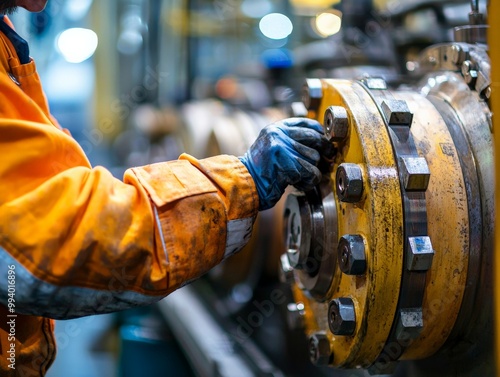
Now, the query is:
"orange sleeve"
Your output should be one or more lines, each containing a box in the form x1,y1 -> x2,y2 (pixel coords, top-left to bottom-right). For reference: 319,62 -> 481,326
0,72 -> 258,320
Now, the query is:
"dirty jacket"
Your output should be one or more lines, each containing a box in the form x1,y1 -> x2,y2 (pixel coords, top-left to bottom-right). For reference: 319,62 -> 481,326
0,16 -> 258,376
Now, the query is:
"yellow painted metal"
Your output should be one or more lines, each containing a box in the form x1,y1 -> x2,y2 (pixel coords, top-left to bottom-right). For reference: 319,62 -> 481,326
295,79 -> 472,367
490,0 -> 500,373
393,92 -> 469,360
294,79 -> 404,367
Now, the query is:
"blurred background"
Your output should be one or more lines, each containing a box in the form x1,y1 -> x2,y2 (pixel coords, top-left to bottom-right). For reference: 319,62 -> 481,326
8,0 -> 493,376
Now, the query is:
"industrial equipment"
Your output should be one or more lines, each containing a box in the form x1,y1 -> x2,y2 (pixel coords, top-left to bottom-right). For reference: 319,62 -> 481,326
281,1 -> 494,375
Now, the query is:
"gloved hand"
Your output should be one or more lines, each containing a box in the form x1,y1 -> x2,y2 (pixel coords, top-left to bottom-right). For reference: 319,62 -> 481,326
240,117 -> 335,211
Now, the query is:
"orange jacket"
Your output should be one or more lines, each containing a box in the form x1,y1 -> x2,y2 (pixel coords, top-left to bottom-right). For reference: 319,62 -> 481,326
0,18 -> 258,376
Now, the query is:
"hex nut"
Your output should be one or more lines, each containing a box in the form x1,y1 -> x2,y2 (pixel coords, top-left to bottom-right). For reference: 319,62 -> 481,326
338,235 -> 366,275
328,297 -> 356,336
308,332 -> 332,366
324,106 -> 349,142
336,163 -> 363,203
302,78 -> 323,111
381,99 -> 413,126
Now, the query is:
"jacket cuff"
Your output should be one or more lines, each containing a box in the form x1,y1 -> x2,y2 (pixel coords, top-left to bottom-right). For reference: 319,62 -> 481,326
128,154 -> 258,290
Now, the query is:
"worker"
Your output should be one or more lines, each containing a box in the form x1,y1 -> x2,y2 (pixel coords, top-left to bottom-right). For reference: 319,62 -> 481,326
0,1 -> 334,376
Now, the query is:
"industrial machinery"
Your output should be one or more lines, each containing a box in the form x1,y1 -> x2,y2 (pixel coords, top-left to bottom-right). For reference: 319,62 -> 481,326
98,1 -> 497,376
281,1 -> 494,375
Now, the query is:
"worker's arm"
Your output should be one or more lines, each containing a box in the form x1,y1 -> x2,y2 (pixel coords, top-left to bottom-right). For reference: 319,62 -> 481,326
0,115 -> 333,320
0,114 -> 258,319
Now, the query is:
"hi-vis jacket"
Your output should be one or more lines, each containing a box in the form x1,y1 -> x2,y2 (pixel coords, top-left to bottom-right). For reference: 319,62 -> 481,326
0,17 -> 258,376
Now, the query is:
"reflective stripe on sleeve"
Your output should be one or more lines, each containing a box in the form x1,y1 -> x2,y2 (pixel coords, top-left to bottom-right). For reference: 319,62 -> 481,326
224,217 -> 254,259
0,247 -> 163,320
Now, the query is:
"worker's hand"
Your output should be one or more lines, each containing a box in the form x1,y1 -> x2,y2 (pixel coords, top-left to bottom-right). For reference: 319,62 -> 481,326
240,118 -> 335,211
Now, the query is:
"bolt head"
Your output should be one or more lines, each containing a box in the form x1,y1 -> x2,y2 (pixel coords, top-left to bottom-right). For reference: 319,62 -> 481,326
396,308 -> 423,340
450,44 -> 462,65
302,78 -> 323,111
461,60 -> 473,75
381,100 -> 413,126
308,332 -> 331,366
328,298 -> 356,336
361,77 -> 387,90
407,236 -> 434,271
338,235 -> 366,275
336,163 -> 363,203
464,69 -> 478,85
401,156 -> 430,191
324,106 -> 349,142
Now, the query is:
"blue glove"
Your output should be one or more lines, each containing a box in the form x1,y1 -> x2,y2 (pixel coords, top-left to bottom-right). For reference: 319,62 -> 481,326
240,118 -> 335,211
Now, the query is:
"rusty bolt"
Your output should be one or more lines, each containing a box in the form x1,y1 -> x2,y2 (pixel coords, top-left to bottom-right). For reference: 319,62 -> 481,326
338,235 -> 366,275
328,297 -> 356,336
308,332 -> 332,366
324,106 -> 349,142
302,78 -> 323,111
336,163 -> 363,203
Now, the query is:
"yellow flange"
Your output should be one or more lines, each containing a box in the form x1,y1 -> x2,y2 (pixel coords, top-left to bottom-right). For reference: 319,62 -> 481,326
291,79 -> 470,368
297,79 -> 404,367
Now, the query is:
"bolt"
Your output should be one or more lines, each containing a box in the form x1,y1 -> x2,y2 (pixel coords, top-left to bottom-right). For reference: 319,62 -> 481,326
381,99 -> 413,126
465,69 -> 478,85
308,332 -> 332,366
338,235 -> 366,275
450,44 -> 465,66
328,297 -> 356,336
336,163 -> 363,203
461,60 -> 473,75
401,156 -> 430,191
324,106 -> 349,142
396,308 -> 423,340
286,302 -> 305,330
407,236 -> 434,271
302,78 -> 323,111
461,60 -> 479,86
360,77 -> 387,90
450,45 -> 460,65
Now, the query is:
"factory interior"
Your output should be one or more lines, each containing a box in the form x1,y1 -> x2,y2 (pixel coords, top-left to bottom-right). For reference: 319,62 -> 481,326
5,0 -> 499,376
